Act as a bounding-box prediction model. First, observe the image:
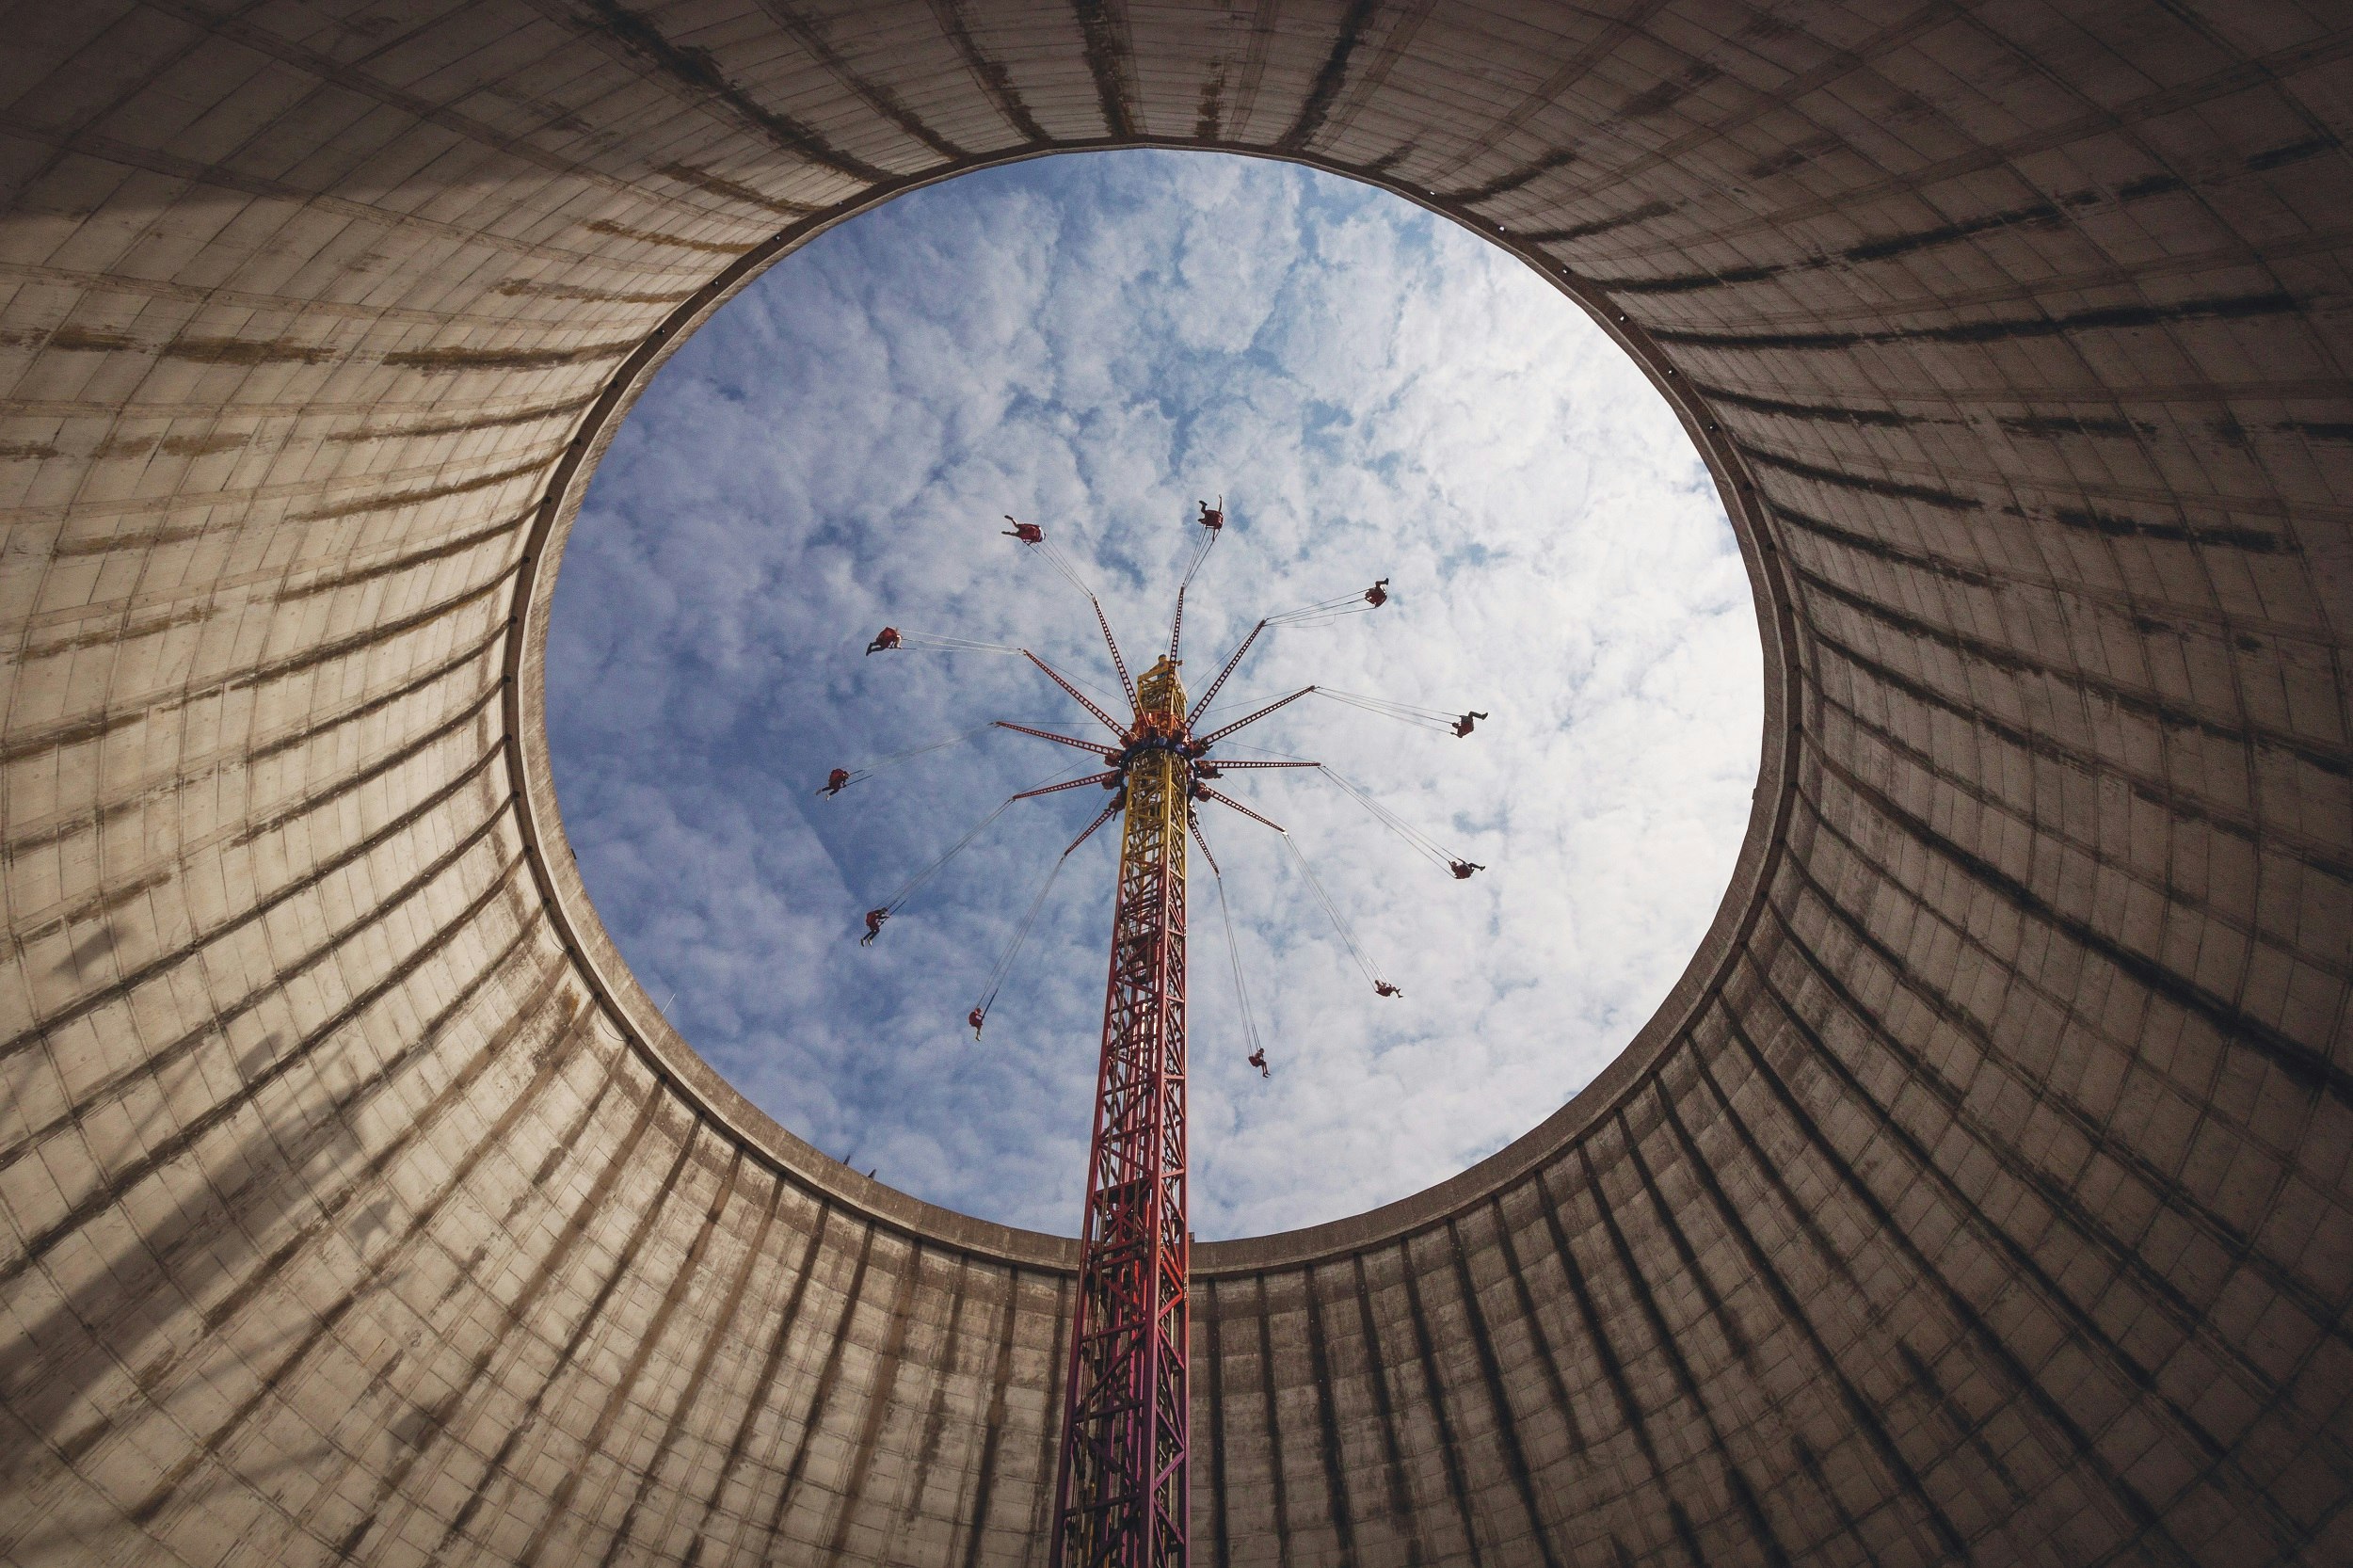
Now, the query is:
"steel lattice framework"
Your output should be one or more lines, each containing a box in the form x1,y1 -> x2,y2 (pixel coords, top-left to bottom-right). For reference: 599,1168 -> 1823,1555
1050,655 -> 1192,1568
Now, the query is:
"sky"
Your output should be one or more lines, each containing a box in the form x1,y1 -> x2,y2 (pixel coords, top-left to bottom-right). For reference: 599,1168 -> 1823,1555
544,151 -> 1762,1240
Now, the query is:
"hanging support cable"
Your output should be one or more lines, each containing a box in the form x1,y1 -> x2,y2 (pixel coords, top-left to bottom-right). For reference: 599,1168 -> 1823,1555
1206,792 -> 1391,990
823,722 -> 1001,792
878,800 -> 1014,916
1314,766 -> 1457,870
1311,686 -> 1465,733
971,798 -> 1122,1034
1278,833 -> 1389,991
895,631 -> 1026,655
1189,814 -> 1264,1064
874,759 -> 1096,917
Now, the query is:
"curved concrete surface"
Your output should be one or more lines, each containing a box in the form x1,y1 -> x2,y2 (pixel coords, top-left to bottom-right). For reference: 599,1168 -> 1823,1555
2,4 -> 2347,1564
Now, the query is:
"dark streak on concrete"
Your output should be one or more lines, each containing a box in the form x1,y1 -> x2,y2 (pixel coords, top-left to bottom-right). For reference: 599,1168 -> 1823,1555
1616,62 -> 1720,119
1650,1081 -> 1969,1560
1799,563 -> 2351,778
1349,1255 -> 1424,1565
1578,1140 -> 1795,1568
1253,1275 -> 1293,1560
1998,411 -> 2153,439
1482,1196 -> 1584,1456
1441,1220 -> 1563,1567
276,511 -> 524,592
1522,199 -> 1674,245
515,1146 -> 743,1565
2036,501 -> 2290,552
161,334 -> 337,365
1301,1267 -> 1357,1564
678,1204 -> 833,1565
1772,502 -> 2002,588
591,1175 -> 787,1568
580,0 -> 890,182
1449,147 -> 1578,206
1814,749 -> 2353,1108
1195,58 -> 1228,142
1691,380 -> 1919,427
757,1226 -> 880,1556
820,1241 -> 928,1560
1654,291 -> 2299,351
431,1108 -> 696,1555
755,0 -> 968,161
323,392 -> 601,443
1071,0 -> 1136,140
1397,1243 -> 1488,1565
0,750 -> 511,1077
1744,443 -> 1982,509
954,1268 -> 1022,1568
384,333 -> 646,372
932,0 -> 1048,143
1276,0 -> 1381,152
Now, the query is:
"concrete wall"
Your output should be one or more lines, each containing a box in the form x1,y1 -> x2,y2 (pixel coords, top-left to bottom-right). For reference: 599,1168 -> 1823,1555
1,3 -> 2346,1564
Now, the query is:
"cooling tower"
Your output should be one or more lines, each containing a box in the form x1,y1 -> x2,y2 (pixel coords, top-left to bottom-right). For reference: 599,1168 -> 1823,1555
2,4 -> 2347,1564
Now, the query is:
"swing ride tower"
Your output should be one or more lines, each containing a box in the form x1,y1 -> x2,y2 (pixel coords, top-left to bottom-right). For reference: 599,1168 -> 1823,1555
1053,652 -> 1192,1568
847,505 -> 1485,1568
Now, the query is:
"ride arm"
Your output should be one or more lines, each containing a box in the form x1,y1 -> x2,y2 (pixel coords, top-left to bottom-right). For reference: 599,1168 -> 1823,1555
1186,619 -> 1268,724
1011,770 -> 1122,801
1187,811 -> 1223,876
1091,599 -> 1138,710
1197,786 -> 1289,835
1197,686 -> 1316,746
1065,799 -> 1123,856
1206,760 -> 1320,770
1023,650 -> 1128,736
995,720 -> 1119,758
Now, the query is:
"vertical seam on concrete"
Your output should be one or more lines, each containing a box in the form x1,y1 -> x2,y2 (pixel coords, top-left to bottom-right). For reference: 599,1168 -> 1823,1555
431,1105 -> 701,1556
820,1240 -> 930,1561
1441,1217 -> 1563,1568
680,1200 -> 834,1562
1483,1194 -> 1585,1455
954,1265 -> 1021,1568
1348,1253 -> 1424,1566
1576,1137 -> 1793,1568
1644,1078 -> 1967,1562
1300,1263 -> 1357,1564
751,1223 -> 880,1559
1253,1272 -> 1293,1562
1715,993 -> 2198,1567
1397,1239 -> 1487,1565
593,1169 -> 789,1567
517,1144 -> 748,1563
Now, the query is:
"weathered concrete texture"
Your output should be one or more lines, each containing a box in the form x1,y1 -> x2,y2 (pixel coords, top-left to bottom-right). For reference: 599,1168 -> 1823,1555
0,2 -> 2346,1564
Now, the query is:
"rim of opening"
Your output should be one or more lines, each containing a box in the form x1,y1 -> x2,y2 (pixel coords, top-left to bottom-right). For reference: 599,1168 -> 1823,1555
504,145 -> 1801,1275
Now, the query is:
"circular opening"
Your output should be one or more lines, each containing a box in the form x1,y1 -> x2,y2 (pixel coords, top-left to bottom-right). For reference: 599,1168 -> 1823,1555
542,151 -> 1762,1240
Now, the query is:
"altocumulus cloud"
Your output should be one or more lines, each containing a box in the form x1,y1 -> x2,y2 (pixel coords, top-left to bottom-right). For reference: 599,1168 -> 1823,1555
546,151 -> 1761,1239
